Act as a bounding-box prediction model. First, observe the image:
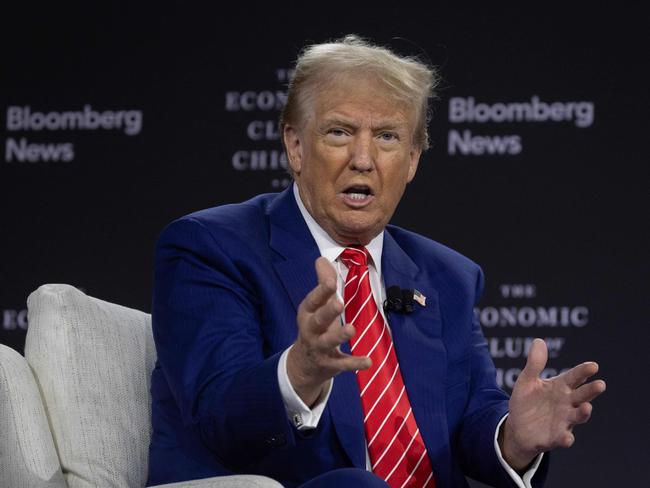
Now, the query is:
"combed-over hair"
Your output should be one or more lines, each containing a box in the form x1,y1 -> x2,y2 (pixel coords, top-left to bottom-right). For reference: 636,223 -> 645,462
280,35 -> 439,150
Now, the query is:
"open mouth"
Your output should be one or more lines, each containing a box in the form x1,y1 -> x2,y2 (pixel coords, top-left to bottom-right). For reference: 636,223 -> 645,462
342,185 -> 373,201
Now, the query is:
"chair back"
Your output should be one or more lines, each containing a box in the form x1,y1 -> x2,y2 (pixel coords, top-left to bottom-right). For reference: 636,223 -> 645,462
0,343 -> 67,487
25,284 -> 155,488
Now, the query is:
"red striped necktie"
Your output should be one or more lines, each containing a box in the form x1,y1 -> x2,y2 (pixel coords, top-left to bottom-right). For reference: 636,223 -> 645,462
340,246 -> 436,488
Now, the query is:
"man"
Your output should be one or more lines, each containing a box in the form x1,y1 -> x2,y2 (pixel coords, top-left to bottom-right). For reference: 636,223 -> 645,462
148,36 -> 605,488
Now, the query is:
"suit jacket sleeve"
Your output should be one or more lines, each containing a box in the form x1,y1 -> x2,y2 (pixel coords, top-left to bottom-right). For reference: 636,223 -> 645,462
152,217 -> 297,470
455,268 -> 549,487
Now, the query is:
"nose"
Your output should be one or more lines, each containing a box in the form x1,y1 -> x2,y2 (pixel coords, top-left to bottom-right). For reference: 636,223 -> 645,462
349,132 -> 375,172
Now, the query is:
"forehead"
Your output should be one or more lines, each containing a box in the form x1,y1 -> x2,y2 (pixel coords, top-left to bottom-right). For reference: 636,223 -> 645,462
310,75 -> 414,127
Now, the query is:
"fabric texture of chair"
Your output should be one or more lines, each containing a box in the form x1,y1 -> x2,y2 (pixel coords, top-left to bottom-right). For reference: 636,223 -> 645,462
0,283 -> 282,488
25,284 -> 156,488
0,343 -> 66,488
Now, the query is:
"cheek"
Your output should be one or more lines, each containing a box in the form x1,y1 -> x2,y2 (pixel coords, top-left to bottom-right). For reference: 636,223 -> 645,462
384,186 -> 405,208
301,169 -> 337,205
380,166 -> 410,199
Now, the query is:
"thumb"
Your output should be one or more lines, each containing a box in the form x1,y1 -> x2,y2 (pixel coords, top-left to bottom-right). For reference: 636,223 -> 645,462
520,338 -> 548,381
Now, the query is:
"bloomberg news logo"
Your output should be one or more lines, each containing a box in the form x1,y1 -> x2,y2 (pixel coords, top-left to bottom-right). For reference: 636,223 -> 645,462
447,95 -> 595,156
4,105 -> 143,163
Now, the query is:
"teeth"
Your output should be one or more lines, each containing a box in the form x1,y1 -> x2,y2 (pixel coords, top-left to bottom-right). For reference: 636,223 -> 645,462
347,192 -> 368,200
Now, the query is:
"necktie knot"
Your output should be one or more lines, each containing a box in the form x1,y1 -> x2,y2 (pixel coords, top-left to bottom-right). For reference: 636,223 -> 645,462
339,246 -> 369,268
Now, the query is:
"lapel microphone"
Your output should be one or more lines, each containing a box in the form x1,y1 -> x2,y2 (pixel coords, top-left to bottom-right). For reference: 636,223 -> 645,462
384,286 -> 415,314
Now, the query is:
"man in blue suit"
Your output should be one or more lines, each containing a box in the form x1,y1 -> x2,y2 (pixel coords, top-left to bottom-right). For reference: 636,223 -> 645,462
148,36 -> 605,488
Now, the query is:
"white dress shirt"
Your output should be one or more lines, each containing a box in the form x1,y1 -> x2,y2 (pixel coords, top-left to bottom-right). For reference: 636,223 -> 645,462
276,183 -> 542,487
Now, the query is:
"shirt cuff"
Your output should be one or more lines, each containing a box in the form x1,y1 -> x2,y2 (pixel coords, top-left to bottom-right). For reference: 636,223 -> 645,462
277,346 -> 333,430
494,413 -> 544,488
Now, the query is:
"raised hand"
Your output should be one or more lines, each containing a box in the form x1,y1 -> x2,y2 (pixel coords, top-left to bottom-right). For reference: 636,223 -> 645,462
286,257 -> 372,407
500,338 -> 606,471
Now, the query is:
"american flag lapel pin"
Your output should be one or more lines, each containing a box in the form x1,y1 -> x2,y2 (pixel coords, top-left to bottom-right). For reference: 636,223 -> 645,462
413,289 -> 426,307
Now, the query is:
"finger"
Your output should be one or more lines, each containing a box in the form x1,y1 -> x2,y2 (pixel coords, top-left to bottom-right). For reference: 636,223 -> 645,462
315,257 -> 338,292
309,296 -> 343,334
300,258 -> 338,314
332,352 -> 372,372
569,402 -> 593,426
562,361 -> 600,389
559,432 -> 575,449
571,379 -> 606,405
318,323 -> 355,351
519,338 -> 548,381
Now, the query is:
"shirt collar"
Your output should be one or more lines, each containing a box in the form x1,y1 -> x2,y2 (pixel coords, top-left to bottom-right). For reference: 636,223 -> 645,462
292,183 -> 383,273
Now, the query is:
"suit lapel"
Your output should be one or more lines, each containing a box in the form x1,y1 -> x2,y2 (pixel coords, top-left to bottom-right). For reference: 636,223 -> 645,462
268,188 -> 366,468
267,197 -> 452,471
328,342 -> 367,469
382,230 -> 450,472
268,188 -> 321,311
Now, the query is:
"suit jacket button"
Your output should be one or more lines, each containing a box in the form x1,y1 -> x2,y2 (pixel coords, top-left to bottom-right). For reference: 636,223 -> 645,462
266,433 -> 287,447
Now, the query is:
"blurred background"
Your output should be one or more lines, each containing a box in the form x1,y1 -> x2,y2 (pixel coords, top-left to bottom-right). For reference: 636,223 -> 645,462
1,3 -> 648,486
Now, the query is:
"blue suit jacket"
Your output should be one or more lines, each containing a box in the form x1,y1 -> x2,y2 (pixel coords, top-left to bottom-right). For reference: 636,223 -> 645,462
147,188 -> 548,487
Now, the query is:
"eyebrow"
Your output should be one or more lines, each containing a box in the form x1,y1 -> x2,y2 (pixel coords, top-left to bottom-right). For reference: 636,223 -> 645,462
318,116 -> 407,132
318,116 -> 358,131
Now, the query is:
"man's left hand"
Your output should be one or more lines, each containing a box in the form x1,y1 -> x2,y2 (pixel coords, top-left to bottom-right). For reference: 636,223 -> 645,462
499,338 -> 606,471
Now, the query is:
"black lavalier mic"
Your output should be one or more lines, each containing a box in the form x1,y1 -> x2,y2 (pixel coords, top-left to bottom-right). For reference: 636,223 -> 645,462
384,286 -> 414,314
401,288 -> 415,314
383,286 -> 403,313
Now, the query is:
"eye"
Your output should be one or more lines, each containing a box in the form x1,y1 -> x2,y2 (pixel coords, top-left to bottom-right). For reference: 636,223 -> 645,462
324,127 -> 351,145
378,132 -> 398,142
328,128 -> 348,137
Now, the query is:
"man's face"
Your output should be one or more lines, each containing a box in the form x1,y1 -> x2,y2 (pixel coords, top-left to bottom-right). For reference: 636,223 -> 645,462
284,76 -> 421,245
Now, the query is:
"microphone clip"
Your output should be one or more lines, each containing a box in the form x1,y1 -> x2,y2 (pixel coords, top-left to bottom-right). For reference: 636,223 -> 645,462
383,286 -> 414,314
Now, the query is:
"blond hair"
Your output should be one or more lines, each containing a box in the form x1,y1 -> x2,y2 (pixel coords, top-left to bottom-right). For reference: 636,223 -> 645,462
280,35 -> 439,150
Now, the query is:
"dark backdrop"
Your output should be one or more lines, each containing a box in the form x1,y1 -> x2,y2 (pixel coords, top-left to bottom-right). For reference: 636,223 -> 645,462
2,3 -> 648,486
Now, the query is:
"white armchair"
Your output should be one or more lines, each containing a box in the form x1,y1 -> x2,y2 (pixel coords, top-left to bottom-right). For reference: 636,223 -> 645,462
0,284 -> 281,488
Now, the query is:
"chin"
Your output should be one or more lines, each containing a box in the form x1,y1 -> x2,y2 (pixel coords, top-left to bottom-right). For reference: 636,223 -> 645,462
338,223 -> 380,245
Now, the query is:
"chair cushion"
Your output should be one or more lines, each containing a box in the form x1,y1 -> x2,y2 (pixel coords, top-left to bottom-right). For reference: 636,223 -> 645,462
150,475 -> 283,487
25,284 -> 156,488
0,343 -> 67,487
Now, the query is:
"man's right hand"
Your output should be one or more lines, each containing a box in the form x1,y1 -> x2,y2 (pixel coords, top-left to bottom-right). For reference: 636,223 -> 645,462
287,257 -> 372,407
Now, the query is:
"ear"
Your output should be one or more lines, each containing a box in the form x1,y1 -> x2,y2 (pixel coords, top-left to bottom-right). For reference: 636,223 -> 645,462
283,124 -> 303,174
406,146 -> 422,183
